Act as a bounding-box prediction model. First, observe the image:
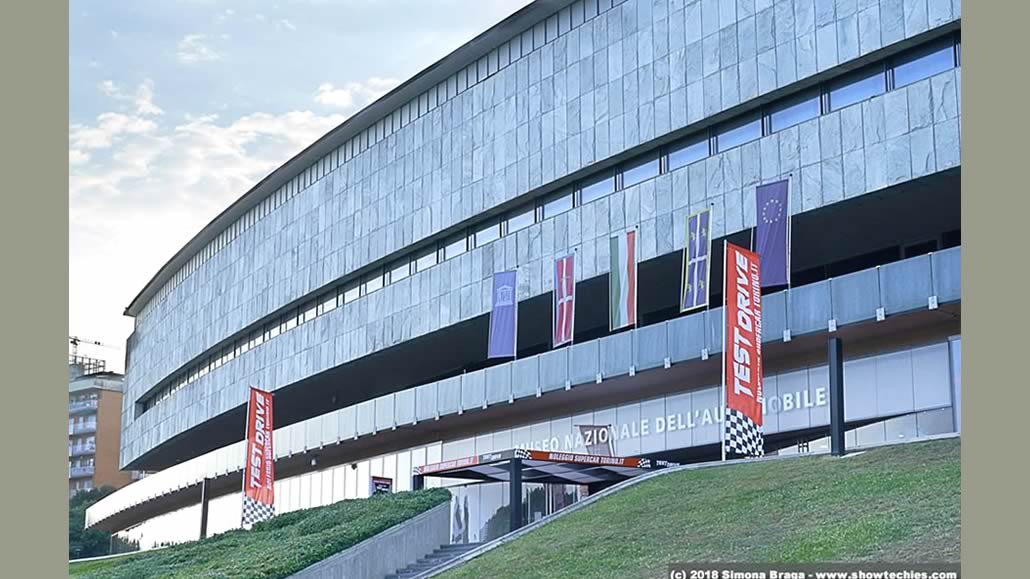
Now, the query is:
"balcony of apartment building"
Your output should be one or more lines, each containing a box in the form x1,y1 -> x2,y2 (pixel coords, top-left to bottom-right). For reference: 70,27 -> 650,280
69,441 -> 97,457
69,399 -> 99,415
69,421 -> 97,435
69,465 -> 95,479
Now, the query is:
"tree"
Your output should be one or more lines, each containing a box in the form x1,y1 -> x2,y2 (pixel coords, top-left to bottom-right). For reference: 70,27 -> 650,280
69,486 -> 116,560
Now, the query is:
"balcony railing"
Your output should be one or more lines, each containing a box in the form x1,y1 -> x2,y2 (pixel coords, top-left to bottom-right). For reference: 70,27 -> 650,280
69,422 -> 97,435
69,443 -> 96,457
69,465 -> 95,478
69,400 -> 98,414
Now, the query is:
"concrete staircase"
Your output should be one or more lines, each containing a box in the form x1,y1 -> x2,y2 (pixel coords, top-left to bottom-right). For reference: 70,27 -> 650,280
386,543 -> 483,579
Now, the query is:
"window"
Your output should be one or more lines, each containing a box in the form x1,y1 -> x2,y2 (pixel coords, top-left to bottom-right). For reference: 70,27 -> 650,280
622,154 -> 660,188
667,134 -> 709,171
267,320 -> 281,340
363,270 -> 384,294
541,190 -> 573,219
769,90 -> 821,132
579,172 -> 615,205
318,291 -> 337,315
716,114 -> 762,152
415,248 -> 437,272
893,38 -> 956,88
283,309 -> 298,332
343,282 -> 361,304
828,64 -> 886,111
444,234 -> 467,260
302,300 -> 318,323
507,205 -> 536,233
389,259 -> 411,283
474,220 -> 501,247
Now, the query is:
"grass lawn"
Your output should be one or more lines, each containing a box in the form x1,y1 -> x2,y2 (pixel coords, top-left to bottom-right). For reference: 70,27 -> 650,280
69,487 -> 450,579
440,438 -> 960,579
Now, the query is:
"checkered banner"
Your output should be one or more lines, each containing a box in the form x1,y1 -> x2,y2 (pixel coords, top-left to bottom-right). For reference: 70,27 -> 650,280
723,243 -> 765,459
725,408 -> 765,458
241,387 -> 275,528
242,495 -> 275,528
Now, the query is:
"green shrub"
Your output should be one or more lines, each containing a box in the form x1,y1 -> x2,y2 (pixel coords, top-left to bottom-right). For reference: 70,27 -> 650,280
70,488 -> 451,579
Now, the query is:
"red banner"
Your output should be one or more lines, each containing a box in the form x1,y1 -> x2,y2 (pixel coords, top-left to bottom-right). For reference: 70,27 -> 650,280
243,387 -> 275,506
724,243 -> 764,426
553,253 -> 576,347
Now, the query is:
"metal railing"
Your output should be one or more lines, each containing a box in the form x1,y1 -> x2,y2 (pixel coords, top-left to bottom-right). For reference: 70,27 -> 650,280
69,400 -> 99,414
69,443 -> 96,457
69,465 -> 95,478
70,422 -> 97,435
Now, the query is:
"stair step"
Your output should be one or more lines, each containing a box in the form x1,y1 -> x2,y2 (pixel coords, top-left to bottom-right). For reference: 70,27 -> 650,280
388,542 -> 486,579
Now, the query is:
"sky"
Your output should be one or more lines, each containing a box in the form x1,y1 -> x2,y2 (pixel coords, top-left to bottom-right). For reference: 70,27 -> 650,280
70,0 -> 534,372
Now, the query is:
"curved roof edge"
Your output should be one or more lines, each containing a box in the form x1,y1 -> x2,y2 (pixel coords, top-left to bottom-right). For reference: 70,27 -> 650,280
125,0 -> 575,317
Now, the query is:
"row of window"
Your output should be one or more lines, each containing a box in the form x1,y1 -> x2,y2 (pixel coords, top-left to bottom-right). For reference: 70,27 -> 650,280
139,0 -> 629,324
137,33 -> 960,416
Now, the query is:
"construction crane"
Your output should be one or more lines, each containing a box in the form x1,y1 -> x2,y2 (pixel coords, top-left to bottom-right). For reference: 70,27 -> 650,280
68,335 -> 115,357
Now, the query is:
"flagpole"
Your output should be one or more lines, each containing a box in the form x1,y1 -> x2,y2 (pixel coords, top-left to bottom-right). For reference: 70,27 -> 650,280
570,247 -> 578,348
720,241 -> 728,464
513,265 -> 519,362
786,173 -> 794,291
240,387 -> 253,528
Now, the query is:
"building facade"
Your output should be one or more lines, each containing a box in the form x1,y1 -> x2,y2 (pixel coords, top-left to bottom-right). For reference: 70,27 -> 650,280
69,358 -> 140,497
87,0 -> 961,550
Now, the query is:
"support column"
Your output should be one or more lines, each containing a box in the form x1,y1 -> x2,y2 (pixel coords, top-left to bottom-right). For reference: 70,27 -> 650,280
199,478 -> 211,539
509,458 -> 523,533
828,337 -> 846,456
412,474 -> 425,491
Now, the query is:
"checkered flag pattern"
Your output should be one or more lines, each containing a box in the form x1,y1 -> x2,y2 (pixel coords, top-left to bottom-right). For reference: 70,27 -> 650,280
638,458 -> 652,468
241,496 -> 275,528
724,408 -> 764,458
514,448 -> 531,460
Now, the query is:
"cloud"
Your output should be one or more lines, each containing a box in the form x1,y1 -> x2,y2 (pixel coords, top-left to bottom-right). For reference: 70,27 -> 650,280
95,79 -> 164,116
315,77 -> 398,110
70,82 -> 355,368
278,19 -> 297,31
176,34 -> 222,64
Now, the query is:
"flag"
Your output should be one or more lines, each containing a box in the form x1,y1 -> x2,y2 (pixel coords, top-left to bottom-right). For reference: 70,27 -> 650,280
553,253 -> 576,347
755,179 -> 790,287
242,387 -> 275,528
723,243 -> 764,459
609,229 -> 638,331
487,270 -> 517,358
681,208 -> 712,312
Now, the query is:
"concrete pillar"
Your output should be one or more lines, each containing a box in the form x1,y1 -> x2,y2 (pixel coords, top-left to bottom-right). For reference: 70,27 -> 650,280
828,337 -> 846,456
509,458 -> 523,532
199,478 -> 211,539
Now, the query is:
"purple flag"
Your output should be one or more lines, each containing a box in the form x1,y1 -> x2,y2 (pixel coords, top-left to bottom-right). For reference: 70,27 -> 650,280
487,271 -> 517,358
755,179 -> 790,287
681,208 -> 711,312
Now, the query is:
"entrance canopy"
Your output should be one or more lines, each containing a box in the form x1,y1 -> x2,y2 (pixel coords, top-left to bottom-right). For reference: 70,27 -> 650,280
414,448 -> 675,486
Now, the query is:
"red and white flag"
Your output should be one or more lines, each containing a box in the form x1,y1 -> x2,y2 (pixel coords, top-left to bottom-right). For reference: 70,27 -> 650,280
241,387 -> 275,527
723,243 -> 765,459
553,253 -> 576,347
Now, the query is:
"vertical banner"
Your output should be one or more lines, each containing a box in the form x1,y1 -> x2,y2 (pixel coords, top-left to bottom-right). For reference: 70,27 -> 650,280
681,208 -> 712,312
755,179 -> 790,287
241,387 -> 275,528
609,229 -> 638,331
488,270 -> 518,359
553,253 -> 576,348
723,243 -> 765,459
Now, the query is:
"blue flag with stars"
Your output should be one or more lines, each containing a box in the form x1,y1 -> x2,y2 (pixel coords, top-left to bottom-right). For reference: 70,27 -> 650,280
755,179 -> 790,287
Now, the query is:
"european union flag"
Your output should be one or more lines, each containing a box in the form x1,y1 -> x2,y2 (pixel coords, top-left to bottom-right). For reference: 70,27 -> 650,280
755,179 -> 790,287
